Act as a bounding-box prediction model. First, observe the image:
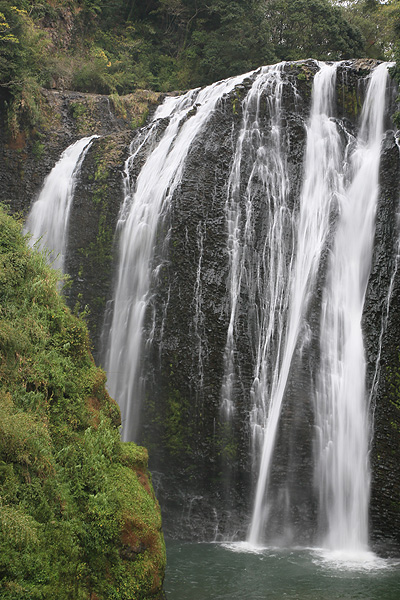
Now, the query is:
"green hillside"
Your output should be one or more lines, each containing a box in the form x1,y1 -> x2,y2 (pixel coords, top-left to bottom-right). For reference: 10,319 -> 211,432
0,206 -> 165,600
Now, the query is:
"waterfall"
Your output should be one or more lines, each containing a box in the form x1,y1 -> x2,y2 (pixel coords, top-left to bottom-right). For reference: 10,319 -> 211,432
15,57 -> 398,549
105,73 -> 250,442
34,60 -> 389,549
24,136 -> 97,271
246,61 -> 392,549
248,62 -> 345,545
314,62 -> 392,552
221,63 -> 295,421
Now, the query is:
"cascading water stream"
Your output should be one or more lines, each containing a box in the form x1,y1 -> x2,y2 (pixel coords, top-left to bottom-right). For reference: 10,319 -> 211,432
221,63 -> 294,421
247,61 -> 393,550
192,222 -> 206,393
315,62 -> 393,552
24,136 -> 98,271
248,62 -> 345,545
105,73 -> 250,442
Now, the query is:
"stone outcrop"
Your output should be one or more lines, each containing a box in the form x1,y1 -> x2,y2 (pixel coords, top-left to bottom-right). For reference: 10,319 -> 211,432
0,87 -> 160,214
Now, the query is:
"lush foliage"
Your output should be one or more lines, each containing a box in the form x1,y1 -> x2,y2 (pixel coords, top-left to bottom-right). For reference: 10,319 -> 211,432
0,0 -> 385,95
0,206 -> 165,599
0,0 -> 398,135
0,2 -> 51,135
334,0 -> 400,59
266,0 -> 365,60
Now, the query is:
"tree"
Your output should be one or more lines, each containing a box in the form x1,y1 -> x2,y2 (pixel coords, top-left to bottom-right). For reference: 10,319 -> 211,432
0,2 -> 51,90
265,0 -> 365,61
0,4 -> 24,89
330,0 -> 400,58
186,0 -> 275,85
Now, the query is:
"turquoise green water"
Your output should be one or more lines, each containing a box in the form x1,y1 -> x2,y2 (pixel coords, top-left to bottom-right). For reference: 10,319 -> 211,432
165,541 -> 400,599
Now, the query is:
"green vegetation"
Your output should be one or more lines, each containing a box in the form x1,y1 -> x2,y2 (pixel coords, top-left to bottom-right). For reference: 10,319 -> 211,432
0,206 -> 165,599
334,0 -> 400,60
1,0 -> 399,136
265,0 -> 364,61
164,388 -> 191,456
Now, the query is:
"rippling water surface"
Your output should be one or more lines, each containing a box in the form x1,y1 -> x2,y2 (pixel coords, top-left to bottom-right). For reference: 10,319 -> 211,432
165,541 -> 400,599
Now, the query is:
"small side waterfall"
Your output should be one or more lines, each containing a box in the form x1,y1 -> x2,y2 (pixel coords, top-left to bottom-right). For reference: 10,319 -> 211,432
24,136 -> 97,271
105,73 -> 250,442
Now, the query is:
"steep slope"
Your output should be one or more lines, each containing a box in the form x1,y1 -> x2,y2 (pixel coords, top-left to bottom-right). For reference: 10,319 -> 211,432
0,206 -> 166,599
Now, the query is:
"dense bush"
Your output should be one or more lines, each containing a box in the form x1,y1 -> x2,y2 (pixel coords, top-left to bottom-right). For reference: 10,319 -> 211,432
0,206 -> 166,599
0,0 -> 364,95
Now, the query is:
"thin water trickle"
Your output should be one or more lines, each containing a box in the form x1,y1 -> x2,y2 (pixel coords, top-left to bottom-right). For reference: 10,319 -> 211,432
192,222 -> 206,393
24,136 -> 98,271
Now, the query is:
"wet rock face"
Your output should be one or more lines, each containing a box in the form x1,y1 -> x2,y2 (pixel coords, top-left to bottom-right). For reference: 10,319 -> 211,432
364,128 -> 400,555
0,88 -> 160,215
2,62 -> 400,551
64,133 -> 131,353
136,66 -> 315,541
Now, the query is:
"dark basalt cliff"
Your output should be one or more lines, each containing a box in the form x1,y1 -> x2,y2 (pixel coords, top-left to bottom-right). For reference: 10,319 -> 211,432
1,59 -> 400,554
364,128 -> 400,556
